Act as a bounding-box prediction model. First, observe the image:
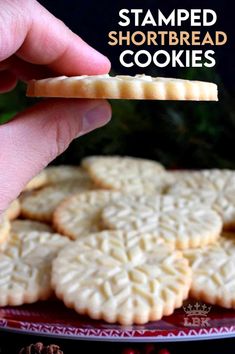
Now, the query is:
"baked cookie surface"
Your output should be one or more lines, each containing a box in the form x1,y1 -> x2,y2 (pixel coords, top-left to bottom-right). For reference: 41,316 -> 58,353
167,169 -> 235,230
45,165 -> 89,185
11,219 -> 53,233
101,195 -> 222,249
0,230 -> 69,306
5,199 -> 20,220
52,231 -> 191,325
21,179 -> 93,222
82,156 -> 170,195
23,170 -> 47,191
184,233 -> 235,308
167,169 -> 235,193
53,190 -> 127,240
27,75 -> 218,101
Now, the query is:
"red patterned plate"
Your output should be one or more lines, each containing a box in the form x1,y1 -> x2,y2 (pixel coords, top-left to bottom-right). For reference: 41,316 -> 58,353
1,300 -> 235,342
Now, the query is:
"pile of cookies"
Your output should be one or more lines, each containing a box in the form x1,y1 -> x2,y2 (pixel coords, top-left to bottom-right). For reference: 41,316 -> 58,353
1,156 -> 235,325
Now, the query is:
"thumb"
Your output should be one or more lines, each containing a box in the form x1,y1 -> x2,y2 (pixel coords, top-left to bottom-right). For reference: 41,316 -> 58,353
0,99 -> 111,213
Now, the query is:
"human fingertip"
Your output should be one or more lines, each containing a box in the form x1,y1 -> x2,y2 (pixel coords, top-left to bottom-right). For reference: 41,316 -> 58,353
82,51 -> 111,75
96,54 -> 111,74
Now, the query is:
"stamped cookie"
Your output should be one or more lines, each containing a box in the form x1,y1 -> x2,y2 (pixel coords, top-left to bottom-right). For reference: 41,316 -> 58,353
23,170 -> 47,191
5,199 -> 21,220
52,231 -> 191,325
53,190 -> 127,240
101,195 -> 222,249
166,188 -> 235,231
45,165 -> 89,185
183,233 -> 235,308
82,156 -> 171,195
21,179 -> 93,223
167,170 -> 235,230
0,230 -> 69,306
11,220 -> 53,233
167,169 -> 235,194
27,75 -> 218,101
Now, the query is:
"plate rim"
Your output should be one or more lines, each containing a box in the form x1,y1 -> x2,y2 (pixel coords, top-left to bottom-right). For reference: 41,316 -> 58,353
2,319 -> 235,342
2,326 -> 235,342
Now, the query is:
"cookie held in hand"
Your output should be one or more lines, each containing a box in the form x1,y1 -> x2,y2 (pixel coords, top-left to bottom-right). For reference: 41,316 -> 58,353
27,74 -> 218,101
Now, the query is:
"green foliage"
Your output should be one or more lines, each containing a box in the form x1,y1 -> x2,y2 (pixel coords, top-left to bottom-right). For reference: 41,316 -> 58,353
0,70 -> 234,169
0,82 -> 36,124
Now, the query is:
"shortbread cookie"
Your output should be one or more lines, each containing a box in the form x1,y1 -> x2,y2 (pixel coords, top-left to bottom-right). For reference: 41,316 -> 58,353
82,155 -> 165,175
167,169 -> 235,194
23,170 -> 47,191
11,220 -> 53,233
45,165 -> 89,185
183,233 -> 235,308
0,215 -> 10,245
21,179 -> 93,223
166,188 -> 235,231
5,199 -> 21,220
53,190 -> 127,240
0,230 -> 69,306
101,195 -> 222,249
166,170 -> 235,230
82,156 -> 172,195
27,75 -> 218,101
52,231 -> 191,325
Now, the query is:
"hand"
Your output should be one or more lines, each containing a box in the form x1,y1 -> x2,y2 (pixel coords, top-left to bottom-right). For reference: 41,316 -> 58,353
0,0 -> 111,214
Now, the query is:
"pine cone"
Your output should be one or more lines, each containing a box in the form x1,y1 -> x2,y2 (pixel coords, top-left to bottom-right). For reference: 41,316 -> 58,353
44,344 -> 63,354
19,343 -> 63,354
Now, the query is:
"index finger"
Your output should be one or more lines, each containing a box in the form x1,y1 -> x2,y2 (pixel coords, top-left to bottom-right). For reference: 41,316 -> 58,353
0,0 -> 110,75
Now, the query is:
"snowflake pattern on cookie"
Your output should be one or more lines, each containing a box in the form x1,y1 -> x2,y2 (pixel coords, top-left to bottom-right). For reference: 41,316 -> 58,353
52,231 -> 191,325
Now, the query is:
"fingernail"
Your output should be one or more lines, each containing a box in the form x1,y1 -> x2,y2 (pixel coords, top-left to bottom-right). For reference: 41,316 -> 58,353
81,103 -> 111,134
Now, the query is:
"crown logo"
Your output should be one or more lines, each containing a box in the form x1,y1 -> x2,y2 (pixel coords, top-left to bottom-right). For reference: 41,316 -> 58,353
183,302 -> 211,317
